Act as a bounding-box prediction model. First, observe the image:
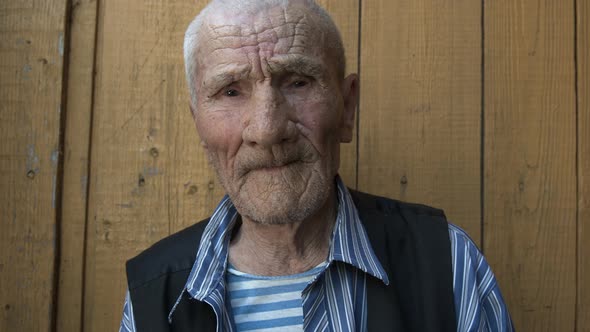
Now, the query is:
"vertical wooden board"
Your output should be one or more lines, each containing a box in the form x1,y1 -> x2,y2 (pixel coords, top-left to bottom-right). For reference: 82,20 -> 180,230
166,0 -> 224,236
56,0 -> 97,331
317,0 -> 359,187
578,0 -> 590,330
358,0 -> 482,241
484,0 -> 576,330
0,0 -> 67,331
84,1 -> 212,331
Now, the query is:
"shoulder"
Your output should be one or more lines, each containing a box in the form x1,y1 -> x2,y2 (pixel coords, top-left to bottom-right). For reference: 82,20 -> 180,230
447,223 -> 481,259
447,223 -> 492,281
126,219 -> 210,289
348,189 -> 448,237
348,189 -> 453,269
448,223 -> 514,330
447,223 -> 496,290
348,189 -> 446,218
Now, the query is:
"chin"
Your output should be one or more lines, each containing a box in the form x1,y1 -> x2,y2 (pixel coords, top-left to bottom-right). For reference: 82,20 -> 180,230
230,175 -> 333,225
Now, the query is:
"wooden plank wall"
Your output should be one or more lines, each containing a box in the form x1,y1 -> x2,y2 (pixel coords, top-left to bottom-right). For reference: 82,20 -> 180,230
358,0 -> 482,243
56,0 -> 97,331
0,0 -> 588,331
0,0 -> 68,331
484,0 -> 577,330
578,1 -> 589,331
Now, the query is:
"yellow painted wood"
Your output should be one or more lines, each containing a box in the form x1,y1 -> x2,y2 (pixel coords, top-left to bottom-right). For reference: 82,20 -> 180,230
84,1 -> 210,330
0,0 -> 67,330
577,0 -> 590,330
358,0 -> 482,242
56,0 -> 97,331
484,0 -> 577,330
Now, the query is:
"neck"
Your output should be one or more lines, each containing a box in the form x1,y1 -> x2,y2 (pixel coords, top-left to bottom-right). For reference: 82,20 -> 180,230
228,190 -> 337,276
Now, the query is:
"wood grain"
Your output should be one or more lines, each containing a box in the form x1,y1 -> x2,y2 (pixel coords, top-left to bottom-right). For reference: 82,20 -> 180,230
83,1 -> 211,331
56,0 -> 97,331
317,0 -> 359,188
0,0 -> 67,330
0,1 -> 583,331
358,0 -> 482,242
577,0 -> 590,330
484,0 -> 577,330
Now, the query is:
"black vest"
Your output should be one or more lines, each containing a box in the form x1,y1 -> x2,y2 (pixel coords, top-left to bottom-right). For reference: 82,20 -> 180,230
126,190 -> 457,331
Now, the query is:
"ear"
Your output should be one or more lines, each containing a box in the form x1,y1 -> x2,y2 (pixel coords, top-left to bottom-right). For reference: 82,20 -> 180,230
339,73 -> 359,143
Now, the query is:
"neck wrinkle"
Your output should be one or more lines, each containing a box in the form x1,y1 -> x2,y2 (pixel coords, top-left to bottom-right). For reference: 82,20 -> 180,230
229,190 -> 337,276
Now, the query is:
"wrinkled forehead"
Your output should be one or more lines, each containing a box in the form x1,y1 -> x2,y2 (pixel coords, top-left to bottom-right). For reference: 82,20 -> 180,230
196,4 -> 327,67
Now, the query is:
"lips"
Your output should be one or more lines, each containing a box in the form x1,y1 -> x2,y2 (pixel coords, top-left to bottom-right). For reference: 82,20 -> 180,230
260,160 -> 298,171
237,154 -> 301,177
250,159 -> 299,173
235,144 -> 313,178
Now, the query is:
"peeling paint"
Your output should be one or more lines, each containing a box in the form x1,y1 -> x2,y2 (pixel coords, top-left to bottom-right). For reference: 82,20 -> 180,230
21,64 -> 32,80
51,149 -> 59,166
58,32 -> 64,56
143,166 -> 162,177
26,144 -> 40,174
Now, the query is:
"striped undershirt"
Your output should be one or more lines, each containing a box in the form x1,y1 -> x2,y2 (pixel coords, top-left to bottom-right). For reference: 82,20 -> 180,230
226,263 -> 326,331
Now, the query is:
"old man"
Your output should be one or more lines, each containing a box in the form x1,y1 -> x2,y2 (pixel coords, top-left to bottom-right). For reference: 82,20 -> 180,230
120,0 -> 513,331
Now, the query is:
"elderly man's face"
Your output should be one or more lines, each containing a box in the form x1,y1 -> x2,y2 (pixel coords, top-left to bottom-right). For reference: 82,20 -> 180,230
192,5 -> 356,224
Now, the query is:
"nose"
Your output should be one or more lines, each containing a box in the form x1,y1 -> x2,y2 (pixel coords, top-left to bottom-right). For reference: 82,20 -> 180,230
242,85 -> 297,147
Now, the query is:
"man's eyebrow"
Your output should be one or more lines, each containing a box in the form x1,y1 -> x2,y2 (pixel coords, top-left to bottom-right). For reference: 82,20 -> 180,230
267,55 -> 327,77
201,63 -> 251,91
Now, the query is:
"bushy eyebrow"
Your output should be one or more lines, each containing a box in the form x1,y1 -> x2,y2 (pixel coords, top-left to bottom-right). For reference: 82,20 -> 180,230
201,63 -> 251,94
267,55 -> 327,78
200,55 -> 327,96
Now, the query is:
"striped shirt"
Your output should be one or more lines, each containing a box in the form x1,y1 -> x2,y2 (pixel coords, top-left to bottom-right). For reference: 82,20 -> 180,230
120,177 -> 513,331
226,263 -> 326,331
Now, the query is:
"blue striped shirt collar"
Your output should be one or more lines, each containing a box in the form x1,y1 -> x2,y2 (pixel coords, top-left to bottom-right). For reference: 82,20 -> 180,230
169,176 -> 389,320
329,179 -> 389,284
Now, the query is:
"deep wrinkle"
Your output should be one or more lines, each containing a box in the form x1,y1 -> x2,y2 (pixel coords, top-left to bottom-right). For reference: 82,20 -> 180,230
192,3 -> 358,275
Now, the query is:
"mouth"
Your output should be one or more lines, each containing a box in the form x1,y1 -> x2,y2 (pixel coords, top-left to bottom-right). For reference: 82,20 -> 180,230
256,160 -> 298,173
237,149 -> 309,178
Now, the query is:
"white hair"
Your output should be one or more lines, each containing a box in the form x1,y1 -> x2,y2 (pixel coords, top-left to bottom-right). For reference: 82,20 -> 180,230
183,0 -> 346,109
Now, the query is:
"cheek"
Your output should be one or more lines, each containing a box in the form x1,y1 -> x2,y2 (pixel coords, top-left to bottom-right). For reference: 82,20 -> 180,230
196,111 -> 243,158
295,99 -> 343,150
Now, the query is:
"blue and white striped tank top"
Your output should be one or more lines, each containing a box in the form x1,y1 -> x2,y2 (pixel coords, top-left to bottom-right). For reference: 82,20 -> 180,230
226,263 -> 326,331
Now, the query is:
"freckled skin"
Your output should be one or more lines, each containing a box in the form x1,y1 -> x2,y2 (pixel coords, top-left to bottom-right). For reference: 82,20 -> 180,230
192,4 -> 357,230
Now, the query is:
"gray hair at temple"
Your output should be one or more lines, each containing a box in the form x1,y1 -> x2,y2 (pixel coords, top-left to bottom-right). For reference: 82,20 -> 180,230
183,0 -> 346,109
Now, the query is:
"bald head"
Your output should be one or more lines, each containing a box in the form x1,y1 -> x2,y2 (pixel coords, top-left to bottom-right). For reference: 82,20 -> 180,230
183,0 -> 346,108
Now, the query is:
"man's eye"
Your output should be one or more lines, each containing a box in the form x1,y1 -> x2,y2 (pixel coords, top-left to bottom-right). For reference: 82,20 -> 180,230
293,80 -> 308,88
224,89 -> 240,97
